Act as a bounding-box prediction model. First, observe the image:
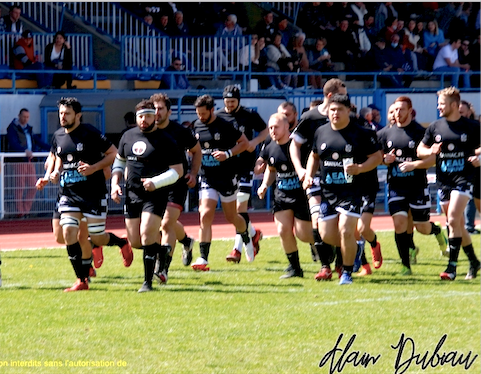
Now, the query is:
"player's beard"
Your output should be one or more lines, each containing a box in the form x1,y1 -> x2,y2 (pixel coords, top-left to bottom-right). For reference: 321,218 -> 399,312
140,122 -> 156,133
61,120 -> 76,129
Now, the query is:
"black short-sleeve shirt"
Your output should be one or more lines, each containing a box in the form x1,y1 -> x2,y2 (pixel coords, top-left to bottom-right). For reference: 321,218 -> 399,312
117,127 -> 183,202
52,123 -> 113,200
421,117 -> 480,187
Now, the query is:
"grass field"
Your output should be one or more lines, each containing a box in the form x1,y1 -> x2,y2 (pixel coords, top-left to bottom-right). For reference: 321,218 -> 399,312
0,230 -> 480,374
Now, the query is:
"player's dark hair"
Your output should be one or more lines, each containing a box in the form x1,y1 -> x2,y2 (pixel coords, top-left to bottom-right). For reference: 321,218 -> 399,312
150,93 -> 172,111
58,97 -> 82,114
135,99 -> 155,112
329,94 -> 351,108
194,95 -> 215,110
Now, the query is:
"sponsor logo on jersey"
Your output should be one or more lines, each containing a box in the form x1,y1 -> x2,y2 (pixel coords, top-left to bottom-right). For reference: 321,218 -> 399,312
332,152 -> 339,160
132,141 -> 147,156
67,154 -> 73,162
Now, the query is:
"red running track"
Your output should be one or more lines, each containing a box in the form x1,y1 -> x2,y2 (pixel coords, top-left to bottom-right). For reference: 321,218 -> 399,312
0,211 -> 449,251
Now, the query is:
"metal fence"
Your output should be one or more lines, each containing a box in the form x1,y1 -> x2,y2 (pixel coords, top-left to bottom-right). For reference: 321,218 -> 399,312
0,32 -> 93,68
121,35 -> 251,73
0,152 -> 123,219
4,2 -> 63,32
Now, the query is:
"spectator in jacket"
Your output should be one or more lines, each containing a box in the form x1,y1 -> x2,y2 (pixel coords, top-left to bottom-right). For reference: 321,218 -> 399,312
2,5 -> 23,34
160,57 -> 190,89
12,30 -> 48,88
6,108 -> 50,218
44,31 -> 75,89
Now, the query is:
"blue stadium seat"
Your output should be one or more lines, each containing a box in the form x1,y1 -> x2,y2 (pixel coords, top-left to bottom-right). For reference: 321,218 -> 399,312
75,65 -> 95,80
124,66 -> 140,80
0,65 -> 12,79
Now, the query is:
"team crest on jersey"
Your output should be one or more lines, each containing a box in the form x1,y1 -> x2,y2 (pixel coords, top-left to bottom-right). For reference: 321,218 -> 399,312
204,142 -> 210,148
396,149 -> 402,156
239,125 -> 245,133
270,157 -> 275,164
435,135 -> 442,142
67,154 -> 73,162
408,140 -> 415,149
214,133 -> 220,140
132,141 -> 147,156
76,143 -> 83,152
387,141 -> 392,148
461,134 -> 467,142
332,152 -> 339,160
281,164 -> 287,171
345,144 -> 352,153
448,143 -> 455,151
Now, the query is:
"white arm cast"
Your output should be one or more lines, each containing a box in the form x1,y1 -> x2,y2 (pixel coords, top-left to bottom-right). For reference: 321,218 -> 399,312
150,169 -> 180,189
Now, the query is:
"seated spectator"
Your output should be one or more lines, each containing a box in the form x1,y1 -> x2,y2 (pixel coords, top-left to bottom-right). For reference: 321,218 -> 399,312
254,10 -> 276,45
385,33 -> 413,87
12,30 -> 48,88
239,34 -> 259,70
277,16 -> 296,47
308,37 -> 333,88
266,32 -> 294,90
158,14 -> 173,35
433,37 -> 471,89
214,2 -> 249,33
351,2 -> 368,26
330,19 -> 361,72
363,13 -> 377,43
6,108 -> 50,218
297,2 -> 326,39
402,18 -> 428,71
423,19 -> 447,68
170,11 -> 190,36
380,16 -> 399,42
44,31 -> 75,89
250,36 -> 269,88
374,2 -> 398,35
2,5 -> 23,34
338,2 -> 356,24
215,14 -> 243,70
160,57 -> 190,89
289,32 -> 310,87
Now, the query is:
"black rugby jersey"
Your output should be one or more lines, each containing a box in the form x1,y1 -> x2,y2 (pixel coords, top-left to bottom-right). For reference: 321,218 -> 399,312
52,123 -> 112,200
216,106 -> 267,171
312,120 -> 380,195
264,139 -> 307,204
422,116 -> 480,186
377,121 -> 428,191
193,116 -> 243,180
117,127 -> 182,202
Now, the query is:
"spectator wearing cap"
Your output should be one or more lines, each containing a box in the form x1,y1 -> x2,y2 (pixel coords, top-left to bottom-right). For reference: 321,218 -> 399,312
2,5 -> 23,34
160,57 -> 190,90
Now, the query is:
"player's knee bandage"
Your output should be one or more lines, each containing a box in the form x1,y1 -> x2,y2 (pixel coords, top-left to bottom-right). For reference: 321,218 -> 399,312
87,222 -> 106,236
310,204 -> 320,217
59,216 -> 80,228
237,191 -> 250,204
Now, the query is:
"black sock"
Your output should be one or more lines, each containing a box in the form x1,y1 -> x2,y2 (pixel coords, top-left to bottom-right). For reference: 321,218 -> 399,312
82,258 -> 91,280
318,241 -> 333,267
239,230 -> 250,244
162,245 -> 173,273
143,243 -> 161,284
240,212 -> 250,227
199,242 -> 211,261
395,232 -> 411,268
108,233 -> 127,248
462,244 -> 480,265
312,228 -> 322,245
361,250 -> 368,265
407,232 -> 415,250
178,234 -> 190,246
335,246 -> 343,267
66,242 -> 83,280
343,265 -> 353,274
286,250 -> 301,271
368,234 -> 378,248
430,222 -> 441,236
448,237 -> 462,265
